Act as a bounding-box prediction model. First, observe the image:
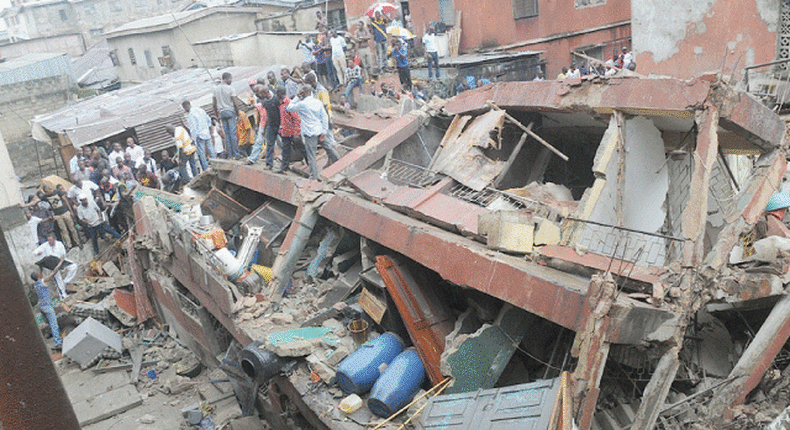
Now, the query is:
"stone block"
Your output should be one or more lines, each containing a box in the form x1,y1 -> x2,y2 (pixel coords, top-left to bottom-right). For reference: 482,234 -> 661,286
478,211 -> 534,254
228,416 -> 267,430
534,217 -> 561,246
63,317 -> 122,368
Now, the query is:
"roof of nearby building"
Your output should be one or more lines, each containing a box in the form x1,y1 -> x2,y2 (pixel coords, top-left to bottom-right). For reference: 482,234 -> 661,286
0,52 -> 74,85
104,6 -> 267,38
438,50 -> 543,67
31,65 -> 270,153
71,39 -> 118,89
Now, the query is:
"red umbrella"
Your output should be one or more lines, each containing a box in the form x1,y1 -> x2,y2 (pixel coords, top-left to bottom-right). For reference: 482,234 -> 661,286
365,2 -> 398,18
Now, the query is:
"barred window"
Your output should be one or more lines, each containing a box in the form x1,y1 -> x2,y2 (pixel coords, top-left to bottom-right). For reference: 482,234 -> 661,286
513,0 -> 538,19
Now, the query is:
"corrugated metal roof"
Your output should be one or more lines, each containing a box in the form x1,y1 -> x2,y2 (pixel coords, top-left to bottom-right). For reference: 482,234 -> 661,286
32,66 -> 270,153
104,6 -> 262,38
0,53 -> 74,86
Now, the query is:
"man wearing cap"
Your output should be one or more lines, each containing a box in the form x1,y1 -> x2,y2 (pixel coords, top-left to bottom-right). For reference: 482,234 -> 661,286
76,193 -> 120,254
759,192 -> 790,238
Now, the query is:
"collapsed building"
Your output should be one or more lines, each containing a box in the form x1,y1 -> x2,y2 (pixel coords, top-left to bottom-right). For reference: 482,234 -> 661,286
126,74 -> 790,430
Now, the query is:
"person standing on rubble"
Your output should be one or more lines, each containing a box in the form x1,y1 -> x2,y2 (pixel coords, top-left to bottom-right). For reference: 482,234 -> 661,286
213,72 -> 242,159
182,100 -> 215,171
422,25 -> 440,80
390,38 -> 412,91
42,183 -> 81,250
304,72 -> 341,167
371,10 -> 389,73
33,234 -> 79,299
76,194 -> 121,255
246,85 -> 282,169
354,20 -> 374,80
165,124 -> 199,180
30,269 -> 62,350
287,84 -> 333,180
278,86 -> 301,174
329,29 -> 348,87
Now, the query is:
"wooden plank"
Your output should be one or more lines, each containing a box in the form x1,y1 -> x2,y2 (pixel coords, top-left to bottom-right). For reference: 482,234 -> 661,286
493,127 -> 531,188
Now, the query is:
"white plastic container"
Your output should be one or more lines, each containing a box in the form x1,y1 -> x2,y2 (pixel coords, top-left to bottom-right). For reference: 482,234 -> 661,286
338,394 -> 363,414
214,247 -> 242,276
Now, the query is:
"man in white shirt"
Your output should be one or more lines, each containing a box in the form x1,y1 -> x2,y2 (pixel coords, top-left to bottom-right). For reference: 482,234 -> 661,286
329,29 -> 348,86
622,46 -> 635,70
76,194 -> 120,254
67,177 -> 99,203
422,25 -> 440,79
125,137 -> 145,166
287,84 -> 332,180
183,100 -> 215,171
108,142 -> 125,166
33,234 -> 79,299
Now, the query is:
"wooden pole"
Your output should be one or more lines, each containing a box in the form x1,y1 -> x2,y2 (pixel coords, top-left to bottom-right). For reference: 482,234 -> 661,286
487,102 -> 569,161
493,126 -> 532,188
372,377 -> 452,430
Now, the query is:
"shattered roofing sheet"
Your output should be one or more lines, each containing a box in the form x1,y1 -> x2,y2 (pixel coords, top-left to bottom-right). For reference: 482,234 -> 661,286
32,66 -> 267,148
431,111 -> 506,191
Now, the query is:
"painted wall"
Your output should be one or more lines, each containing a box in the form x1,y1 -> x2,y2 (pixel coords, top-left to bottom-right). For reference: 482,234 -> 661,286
18,0 -> 193,45
0,33 -> 85,59
345,0 -> 629,50
0,75 -> 71,142
108,12 -> 259,82
632,0 -> 778,79
192,33 -> 308,69
257,0 -> 345,32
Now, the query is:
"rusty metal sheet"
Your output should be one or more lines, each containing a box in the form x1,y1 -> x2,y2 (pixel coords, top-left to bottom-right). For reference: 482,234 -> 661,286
240,200 -> 297,246
322,111 -> 423,179
375,255 -> 455,385
431,110 -> 506,191
201,188 -> 251,230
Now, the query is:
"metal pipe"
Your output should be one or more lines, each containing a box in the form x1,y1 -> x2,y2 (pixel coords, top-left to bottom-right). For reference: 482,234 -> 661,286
271,204 -> 320,303
0,224 -> 80,430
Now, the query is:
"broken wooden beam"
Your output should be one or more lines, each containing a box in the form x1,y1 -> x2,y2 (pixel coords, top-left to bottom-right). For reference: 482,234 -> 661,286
488,102 -> 569,161
493,126 -> 532,188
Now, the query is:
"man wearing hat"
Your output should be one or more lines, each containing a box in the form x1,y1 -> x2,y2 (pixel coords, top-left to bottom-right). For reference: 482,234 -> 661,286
76,193 -> 121,254
759,192 -> 790,238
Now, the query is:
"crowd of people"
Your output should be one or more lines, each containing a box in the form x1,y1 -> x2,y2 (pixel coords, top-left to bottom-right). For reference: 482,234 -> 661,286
555,47 -> 636,80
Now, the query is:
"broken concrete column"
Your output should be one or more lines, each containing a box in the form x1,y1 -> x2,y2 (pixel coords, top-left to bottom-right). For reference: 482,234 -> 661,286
707,294 -> 790,421
270,201 -> 321,303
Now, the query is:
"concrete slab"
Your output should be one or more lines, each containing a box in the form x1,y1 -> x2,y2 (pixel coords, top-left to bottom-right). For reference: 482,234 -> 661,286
62,370 -> 129,404
72,384 -> 143,427
63,317 -> 122,368
229,416 -> 268,430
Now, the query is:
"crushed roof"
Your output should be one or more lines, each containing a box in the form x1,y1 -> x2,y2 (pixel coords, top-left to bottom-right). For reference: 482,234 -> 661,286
31,66 -> 272,152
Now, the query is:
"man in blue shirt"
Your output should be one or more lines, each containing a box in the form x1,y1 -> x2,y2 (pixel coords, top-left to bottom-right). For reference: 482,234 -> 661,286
182,100 -> 215,171
390,38 -> 412,91
31,269 -> 62,349
287,84 -> 336,180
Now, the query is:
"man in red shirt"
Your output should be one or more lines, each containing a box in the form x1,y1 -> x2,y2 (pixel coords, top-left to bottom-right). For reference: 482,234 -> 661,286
135,164 -> 159,189
276,86 -> 303,173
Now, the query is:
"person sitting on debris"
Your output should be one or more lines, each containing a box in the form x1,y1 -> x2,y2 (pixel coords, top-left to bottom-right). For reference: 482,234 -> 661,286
31,269 -> 62,350
345,57 -> 363,109
159,150 -> 181,192
757,192 -> 790,239
557,67 -> 568,80
136,164 -> 159,189
287,84 -> 332,180
76,193 -> 121,255
33,234 -> 79,299
621,46 -> 634,70
165,124 -> 199,181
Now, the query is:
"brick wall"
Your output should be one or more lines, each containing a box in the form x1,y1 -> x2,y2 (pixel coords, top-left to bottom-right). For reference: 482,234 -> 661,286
0,75 -> 71,143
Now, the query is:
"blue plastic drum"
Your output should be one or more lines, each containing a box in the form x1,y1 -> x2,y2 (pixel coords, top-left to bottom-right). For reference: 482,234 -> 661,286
336,333 -> 404,394
367,348 -> 426,417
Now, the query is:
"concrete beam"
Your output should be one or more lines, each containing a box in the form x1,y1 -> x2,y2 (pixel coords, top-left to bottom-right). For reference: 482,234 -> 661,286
322,111 -> 424,179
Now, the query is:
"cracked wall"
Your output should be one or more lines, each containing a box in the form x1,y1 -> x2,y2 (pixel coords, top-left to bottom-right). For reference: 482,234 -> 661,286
632,0 -> 777,79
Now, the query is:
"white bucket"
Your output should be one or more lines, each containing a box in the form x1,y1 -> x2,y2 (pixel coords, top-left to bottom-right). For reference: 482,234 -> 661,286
214,248 -> 243,276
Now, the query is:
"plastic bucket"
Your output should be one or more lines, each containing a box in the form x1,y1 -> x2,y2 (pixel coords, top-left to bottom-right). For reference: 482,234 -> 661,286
367,348 -> 426,417
336,333 -> 404,395
348,319 -> 369,344
214,248 -> 242,276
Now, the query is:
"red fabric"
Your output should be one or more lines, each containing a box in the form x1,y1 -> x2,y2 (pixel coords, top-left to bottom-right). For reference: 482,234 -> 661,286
279,96 -> 301,137
256,103 -> 267,128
